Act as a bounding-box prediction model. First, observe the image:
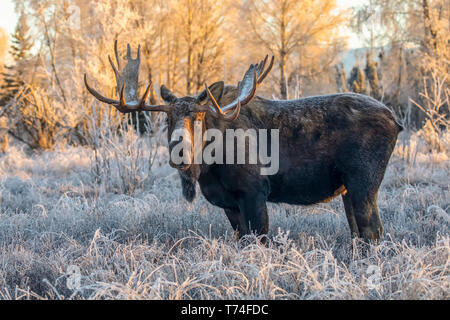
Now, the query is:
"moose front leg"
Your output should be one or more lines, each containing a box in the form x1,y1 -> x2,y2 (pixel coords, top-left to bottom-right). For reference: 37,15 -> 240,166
224,208 -> 248,240
238,193 -> 269,240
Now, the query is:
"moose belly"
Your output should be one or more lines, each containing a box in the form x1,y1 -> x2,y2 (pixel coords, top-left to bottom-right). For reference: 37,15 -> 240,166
267,161 -> 344,205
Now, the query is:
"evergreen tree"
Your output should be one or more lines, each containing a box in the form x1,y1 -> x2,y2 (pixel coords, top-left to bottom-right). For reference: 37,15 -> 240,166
347,65 -> 366,94
335,63 -> 348,92
0,11 -> 33,105
364,51 -> 382,100
10,14 -> 32,61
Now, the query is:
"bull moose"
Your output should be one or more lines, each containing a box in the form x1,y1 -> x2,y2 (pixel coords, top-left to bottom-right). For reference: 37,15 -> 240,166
85,42 -> 402,243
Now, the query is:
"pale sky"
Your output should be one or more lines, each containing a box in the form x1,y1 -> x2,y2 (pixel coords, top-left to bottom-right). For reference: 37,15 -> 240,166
0,0 -> 364,49
337,0 -> 365,49
0,0 -> 17,36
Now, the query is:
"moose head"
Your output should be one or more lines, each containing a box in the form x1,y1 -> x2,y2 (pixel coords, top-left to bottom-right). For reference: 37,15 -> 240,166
84,41 -> 273,172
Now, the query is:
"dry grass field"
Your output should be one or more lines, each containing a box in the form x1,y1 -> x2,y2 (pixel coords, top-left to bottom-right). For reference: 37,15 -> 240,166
0,130 -> 448,300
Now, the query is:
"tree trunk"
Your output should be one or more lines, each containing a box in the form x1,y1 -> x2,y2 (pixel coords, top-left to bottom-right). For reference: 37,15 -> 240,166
172,33 -> 179,90
422,0 -> 437,51
279,51 -> 287,100
279,5 -> 288,100
186,0 -> 194,95
187,47 -> 193,95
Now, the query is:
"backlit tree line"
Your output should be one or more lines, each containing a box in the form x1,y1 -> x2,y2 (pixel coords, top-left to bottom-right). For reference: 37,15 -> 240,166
0,0 -> 448,152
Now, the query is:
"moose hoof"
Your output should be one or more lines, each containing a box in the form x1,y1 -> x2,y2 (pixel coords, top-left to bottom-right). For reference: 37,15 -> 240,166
360,225 -> 384,243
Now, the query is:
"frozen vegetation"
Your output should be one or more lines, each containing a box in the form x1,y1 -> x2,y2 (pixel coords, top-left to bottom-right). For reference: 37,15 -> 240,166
0,131 -> 448,300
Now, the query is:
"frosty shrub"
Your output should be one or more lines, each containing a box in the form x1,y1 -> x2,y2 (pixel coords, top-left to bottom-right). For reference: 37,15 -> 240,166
85,103 -> 166,196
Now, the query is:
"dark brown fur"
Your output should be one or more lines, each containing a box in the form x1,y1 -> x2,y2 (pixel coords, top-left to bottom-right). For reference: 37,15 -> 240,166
164,84 -> 402,242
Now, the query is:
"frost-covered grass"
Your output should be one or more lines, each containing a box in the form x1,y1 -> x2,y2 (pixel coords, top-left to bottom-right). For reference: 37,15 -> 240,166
0,132 -> 448,300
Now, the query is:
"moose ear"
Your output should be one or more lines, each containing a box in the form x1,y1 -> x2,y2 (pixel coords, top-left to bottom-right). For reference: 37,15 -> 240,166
197,81 -> 224,104
160,85 -> 178,103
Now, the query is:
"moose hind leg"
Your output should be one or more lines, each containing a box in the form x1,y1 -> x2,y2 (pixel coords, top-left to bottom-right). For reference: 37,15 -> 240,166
339,143 -> 391,242
342,194 -> 360,238
340,161 -> 386,242
345,188 -> 384,242
371,201 -> 384,240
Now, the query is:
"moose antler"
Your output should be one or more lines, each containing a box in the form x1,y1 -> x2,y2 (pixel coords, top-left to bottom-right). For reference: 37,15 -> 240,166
84,75 -> 171,113
85,40 -> 171,113
200,55 -> 274,121
85,43 -> 273,119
